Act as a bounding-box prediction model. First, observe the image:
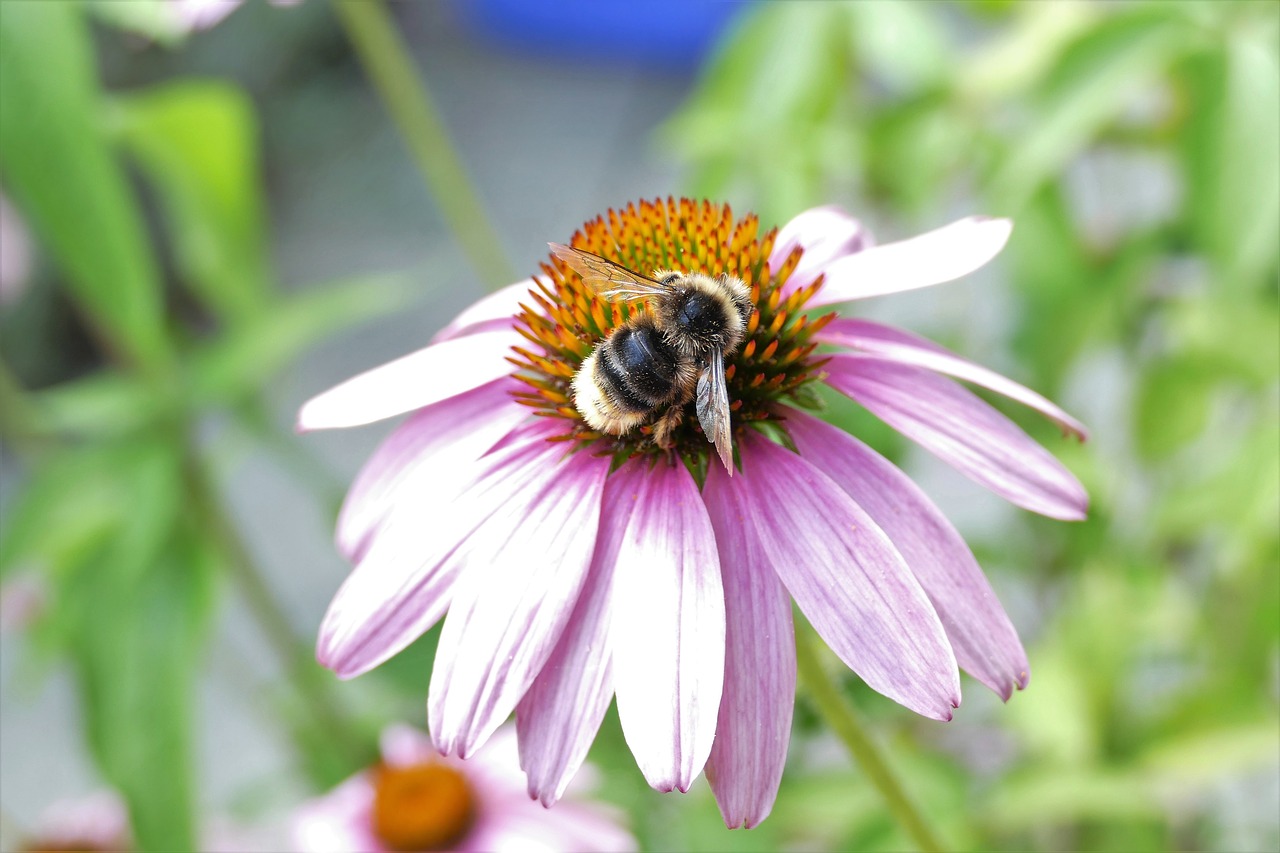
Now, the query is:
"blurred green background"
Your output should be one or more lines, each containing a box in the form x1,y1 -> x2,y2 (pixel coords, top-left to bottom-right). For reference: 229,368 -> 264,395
1,1 -> 1276,851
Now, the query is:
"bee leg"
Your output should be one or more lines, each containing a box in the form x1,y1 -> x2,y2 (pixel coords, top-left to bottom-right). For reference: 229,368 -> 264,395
651,406 -> 684,450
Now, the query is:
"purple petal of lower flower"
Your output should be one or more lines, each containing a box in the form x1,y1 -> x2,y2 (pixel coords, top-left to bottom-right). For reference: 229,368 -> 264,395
296,329 -> 523,431
463,796 -> 636,853
769,205 -> 871,297
702,461 -> 796,829
317,421 -> 568,679
807,217 -> 1012,305
825,355 -> 1089,520
787,409 -> 1030,700
291,772 -> 383,853
431,278 -> 536,344
428,447 -> 611,759
337,378 -> 528,561
725,432 -> 961,720
517,472 -> 625,805
610,460 -> 726,793
817,318 -> 1088,440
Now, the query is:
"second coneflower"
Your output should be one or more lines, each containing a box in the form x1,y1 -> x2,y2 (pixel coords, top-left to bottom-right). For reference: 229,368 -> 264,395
298,198 -> 1087,828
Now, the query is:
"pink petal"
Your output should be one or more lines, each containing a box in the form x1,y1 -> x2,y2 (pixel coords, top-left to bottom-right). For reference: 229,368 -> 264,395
701,462 -> 796,828
825,355 -> 1089,520
290,772 -> 383,853
337,378 -> 528,561
431,279 -> 536,344
428,447 -> 611,759
379,723 -> 444,767
786,409 -> 1029,699
818,318 -> 1087,440
717,431 -> 960,720
296,329 -> 522,431
769,205 -> 872,297
516,471 -> 624,805
610,460 -> 725,793
807,217 -> 1012,306
317,421 -> 569,679
464,799 -> 636,853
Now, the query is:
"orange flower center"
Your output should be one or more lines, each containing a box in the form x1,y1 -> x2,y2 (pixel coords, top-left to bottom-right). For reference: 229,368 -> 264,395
509,197 -> 834,476
371,762 -> 476,852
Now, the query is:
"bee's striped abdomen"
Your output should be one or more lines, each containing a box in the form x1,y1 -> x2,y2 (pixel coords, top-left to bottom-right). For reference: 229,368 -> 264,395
599,322 -> 679,411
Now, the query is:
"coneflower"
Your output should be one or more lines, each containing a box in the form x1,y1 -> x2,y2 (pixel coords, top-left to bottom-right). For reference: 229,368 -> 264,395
298,198 -> 1087,827
292,725 -> 633,852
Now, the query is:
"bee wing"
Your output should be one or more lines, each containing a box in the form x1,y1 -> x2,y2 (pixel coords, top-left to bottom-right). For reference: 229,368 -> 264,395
696,347 -> 735,475
549,242 -> 671,302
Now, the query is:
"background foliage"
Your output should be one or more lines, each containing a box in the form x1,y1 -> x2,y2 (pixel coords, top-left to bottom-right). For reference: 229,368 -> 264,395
1,2 -> 1276,852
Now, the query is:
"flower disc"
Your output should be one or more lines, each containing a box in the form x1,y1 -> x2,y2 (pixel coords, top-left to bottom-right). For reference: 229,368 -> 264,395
509,197 -> 834,472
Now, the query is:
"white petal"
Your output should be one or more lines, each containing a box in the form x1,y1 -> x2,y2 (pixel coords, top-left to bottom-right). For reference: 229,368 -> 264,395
611,460 -> 725,793
702,459 -> 796,828
788,409 -> 1030,699
517,474 -> 621,804
825,355 -> 1089,519
818,318 -> 1087,439
432,278 -> 537,343
317,421 -> 566,679
808,217 -> 1012,305
770,205 -> 873,296
296,329 -> 521,431
336,378 -> 528,561
709,431 -> 961,720
428,447 -> 611,758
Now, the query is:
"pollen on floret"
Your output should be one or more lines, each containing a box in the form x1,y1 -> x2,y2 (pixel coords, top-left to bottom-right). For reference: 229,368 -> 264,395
506,197 -> 837,471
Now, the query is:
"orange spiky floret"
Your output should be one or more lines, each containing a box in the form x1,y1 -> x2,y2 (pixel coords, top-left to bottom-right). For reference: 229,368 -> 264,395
509,198 -> 832,465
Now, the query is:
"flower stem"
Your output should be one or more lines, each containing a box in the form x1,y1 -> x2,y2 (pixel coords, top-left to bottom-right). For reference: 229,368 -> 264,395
793,621 -> 948,853
333,0 -> 517,291
182,451 -> 372,770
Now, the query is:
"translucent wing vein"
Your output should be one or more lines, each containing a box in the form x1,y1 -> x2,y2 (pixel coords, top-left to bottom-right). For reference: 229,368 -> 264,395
697,348 -> 734,475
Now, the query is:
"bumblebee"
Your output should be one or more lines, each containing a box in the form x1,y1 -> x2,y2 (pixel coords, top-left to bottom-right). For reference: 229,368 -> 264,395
552,243 -> 754,473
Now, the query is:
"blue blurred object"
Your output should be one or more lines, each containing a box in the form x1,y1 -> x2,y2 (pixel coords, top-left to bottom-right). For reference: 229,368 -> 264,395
454,0 -> 749,70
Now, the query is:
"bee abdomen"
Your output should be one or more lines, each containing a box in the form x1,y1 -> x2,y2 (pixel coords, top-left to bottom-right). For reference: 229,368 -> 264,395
598,323 -> 679,411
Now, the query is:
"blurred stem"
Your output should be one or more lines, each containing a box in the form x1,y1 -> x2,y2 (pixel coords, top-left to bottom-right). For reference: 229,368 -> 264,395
333,0 -> 517,290
794,621 -> 948,853
182,451 -> 371,770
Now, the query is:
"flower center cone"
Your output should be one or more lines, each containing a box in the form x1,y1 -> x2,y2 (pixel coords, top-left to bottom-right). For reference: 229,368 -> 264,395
510,197 -> 835,474
371,762 -> 475,851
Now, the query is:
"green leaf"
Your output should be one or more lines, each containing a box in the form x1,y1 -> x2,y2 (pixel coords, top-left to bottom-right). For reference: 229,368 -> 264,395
865,97 -> 968,212
1,437 -> 203,851
1132,355 -> 1220,460
1166,291 -> 1280,387
0,439 -> 183,588
846,1 -> 951,93
985,767 -> 1165,829
1180,30 -> 1280,285
1156,414 -> 1280,546
187,271 -> 419,405
660,3 -> 852,221
86,0 -> 187,46
67,525 -> 218,853
987,7 -> 1190,208
29,370 -> 175,440
26,438 -> 210,853
0,446 -> 128,582
0,2 -> 172,371
111,80 -> 273,326
1140,720 -> 1280,784
957,2 -> 1100,101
